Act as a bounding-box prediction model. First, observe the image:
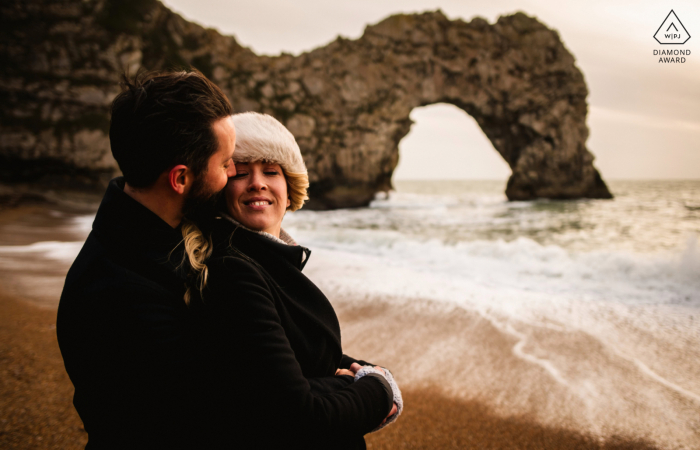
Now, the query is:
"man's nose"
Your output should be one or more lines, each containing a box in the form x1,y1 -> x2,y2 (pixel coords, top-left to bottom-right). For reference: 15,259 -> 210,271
226,160 -> 236,178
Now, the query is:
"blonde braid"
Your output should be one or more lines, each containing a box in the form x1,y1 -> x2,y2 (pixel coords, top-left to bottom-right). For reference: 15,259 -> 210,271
180,219 -> 213,305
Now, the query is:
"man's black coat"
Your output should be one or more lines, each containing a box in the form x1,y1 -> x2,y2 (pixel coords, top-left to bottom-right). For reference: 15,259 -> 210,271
57,179 -> 392,449
57,178 -> 203,449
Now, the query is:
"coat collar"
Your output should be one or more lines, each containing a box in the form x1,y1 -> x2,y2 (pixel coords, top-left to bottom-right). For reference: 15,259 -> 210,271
210,213 -> 341,354
92,177 -> 183,253
215,213 -> 311,271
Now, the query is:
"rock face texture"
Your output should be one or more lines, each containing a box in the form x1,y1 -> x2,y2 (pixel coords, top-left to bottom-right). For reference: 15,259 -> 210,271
1,0 -> 612,207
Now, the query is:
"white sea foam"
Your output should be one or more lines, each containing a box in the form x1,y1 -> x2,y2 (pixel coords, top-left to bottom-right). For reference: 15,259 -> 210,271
71,214 -> 94,235
0,241 -> 84,263
288,179 -> 700,256
292,227 -> 700,309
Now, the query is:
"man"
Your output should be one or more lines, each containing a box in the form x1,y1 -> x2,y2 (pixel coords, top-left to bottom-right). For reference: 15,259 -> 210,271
57,69 -> 235,449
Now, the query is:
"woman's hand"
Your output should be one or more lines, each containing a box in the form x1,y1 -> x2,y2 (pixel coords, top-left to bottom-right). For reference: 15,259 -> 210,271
336,363 -> 385,377
347,363 -> 396,424
349,362 -> 388,375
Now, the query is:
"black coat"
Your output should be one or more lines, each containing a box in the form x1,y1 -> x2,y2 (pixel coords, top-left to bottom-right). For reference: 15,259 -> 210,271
58,178 -> 392,449
57,178 -> 204,449
198,217 -> 393,449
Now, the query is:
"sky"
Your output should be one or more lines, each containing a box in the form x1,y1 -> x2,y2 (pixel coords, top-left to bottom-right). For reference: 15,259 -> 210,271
162,0 -> 700,180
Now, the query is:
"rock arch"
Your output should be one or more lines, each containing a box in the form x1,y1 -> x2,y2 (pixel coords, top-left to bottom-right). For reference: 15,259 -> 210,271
0,2 -> 612,208
225,11 -> 612,208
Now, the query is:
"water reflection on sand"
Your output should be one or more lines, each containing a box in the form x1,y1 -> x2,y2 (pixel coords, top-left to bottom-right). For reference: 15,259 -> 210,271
0,205 -> 95,308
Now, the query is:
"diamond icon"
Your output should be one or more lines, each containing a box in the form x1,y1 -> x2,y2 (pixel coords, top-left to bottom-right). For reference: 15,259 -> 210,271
654,10 -> 691,45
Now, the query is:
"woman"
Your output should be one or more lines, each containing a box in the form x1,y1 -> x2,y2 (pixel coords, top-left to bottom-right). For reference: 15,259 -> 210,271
184,112 -> 401,449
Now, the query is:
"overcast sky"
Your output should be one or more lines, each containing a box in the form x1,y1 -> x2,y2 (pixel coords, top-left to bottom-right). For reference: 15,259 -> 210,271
163,0 -> 700,180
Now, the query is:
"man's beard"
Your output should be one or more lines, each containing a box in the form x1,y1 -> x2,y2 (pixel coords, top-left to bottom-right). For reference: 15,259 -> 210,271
182,173 -> 224,226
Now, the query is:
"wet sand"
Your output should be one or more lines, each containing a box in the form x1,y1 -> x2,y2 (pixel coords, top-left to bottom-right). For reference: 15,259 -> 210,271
331,298 -> 694,450
366,389 -> 657,450
334,299 -> 672,449
0,288 -> 661,450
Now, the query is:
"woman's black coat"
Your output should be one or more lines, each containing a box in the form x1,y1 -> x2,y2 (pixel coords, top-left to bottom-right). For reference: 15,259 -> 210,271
196,217 -> 393,449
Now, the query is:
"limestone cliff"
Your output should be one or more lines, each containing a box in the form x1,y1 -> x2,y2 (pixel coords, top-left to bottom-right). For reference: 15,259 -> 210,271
0,0 -> 612,207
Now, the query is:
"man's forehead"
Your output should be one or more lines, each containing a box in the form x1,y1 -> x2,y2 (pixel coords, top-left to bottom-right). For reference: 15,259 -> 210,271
234,161 -> 277,165
214,116 -> 236,158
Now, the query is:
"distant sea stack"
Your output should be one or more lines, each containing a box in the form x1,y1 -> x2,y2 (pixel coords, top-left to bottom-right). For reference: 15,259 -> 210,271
0,0 -> 613,207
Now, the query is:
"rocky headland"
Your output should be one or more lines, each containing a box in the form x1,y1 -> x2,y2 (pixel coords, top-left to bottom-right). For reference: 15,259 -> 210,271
0,0 -> 612,208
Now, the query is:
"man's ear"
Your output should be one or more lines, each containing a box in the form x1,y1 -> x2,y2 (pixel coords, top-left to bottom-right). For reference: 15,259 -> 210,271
168,165 -> 191,195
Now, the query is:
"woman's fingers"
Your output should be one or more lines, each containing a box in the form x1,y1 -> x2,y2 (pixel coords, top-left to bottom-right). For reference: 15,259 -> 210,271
335,363 -> 379,376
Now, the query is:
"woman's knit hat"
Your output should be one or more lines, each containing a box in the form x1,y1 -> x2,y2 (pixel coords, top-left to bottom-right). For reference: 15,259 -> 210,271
231,112 -> 309,211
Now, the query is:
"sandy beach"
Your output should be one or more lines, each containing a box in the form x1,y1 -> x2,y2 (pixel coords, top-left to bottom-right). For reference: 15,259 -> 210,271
0,292 -> 86,449
0,288 -> 661,450
336,298 -> 665,450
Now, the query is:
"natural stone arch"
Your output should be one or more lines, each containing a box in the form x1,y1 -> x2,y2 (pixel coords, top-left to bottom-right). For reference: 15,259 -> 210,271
1,2 -> 612,208
222,11 -> 612,208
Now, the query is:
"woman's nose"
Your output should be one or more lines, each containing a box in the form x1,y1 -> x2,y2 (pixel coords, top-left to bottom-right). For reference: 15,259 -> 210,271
247,170 -> 266,191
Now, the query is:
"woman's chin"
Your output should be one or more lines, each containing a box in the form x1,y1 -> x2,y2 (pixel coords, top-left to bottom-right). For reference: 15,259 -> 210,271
236,216 -> 271,233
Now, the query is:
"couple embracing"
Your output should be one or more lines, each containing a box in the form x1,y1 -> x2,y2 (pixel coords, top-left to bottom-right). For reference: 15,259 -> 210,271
57,69 -> 402,449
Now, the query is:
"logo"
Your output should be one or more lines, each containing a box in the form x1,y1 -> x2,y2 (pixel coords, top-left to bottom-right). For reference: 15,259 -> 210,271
654,10 -> 691,44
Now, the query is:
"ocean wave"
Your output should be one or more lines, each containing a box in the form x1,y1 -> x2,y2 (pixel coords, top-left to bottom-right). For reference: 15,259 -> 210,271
71,215 -> 94,235
0,241 -> 84,262
292,227 -> 700,309
288,180 -> 700,255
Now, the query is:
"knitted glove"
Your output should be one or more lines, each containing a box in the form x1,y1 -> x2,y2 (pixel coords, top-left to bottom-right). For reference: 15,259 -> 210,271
354,365 -> 403,431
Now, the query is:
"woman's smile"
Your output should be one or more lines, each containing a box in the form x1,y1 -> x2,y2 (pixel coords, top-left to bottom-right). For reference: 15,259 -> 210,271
225,161 -> 291,237
244,196 -> 274,209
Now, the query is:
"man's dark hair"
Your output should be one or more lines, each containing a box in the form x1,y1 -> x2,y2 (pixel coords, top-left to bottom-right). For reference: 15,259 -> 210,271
109,69 -> 233,188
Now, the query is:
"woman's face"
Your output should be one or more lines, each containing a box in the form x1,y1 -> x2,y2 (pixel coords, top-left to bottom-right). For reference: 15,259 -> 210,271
225,161 -> 290,237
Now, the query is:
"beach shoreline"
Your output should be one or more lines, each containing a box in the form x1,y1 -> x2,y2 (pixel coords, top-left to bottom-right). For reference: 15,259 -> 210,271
332,297 -> 680,449
0,289 -> 664,450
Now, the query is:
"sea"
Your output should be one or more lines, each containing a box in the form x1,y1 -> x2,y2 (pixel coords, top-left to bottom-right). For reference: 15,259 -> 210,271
287,179 -> 700,447
0,179 -> 698,447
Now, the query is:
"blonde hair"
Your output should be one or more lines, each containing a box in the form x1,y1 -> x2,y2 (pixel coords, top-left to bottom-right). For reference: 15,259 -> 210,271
284,170 -> 309,211
179,219 -> 213,305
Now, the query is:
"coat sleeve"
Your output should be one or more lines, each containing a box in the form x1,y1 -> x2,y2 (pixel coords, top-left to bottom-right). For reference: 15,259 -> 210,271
204,256 -> 393,440
307,374 -> 354,395
340,354 -> 376,369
